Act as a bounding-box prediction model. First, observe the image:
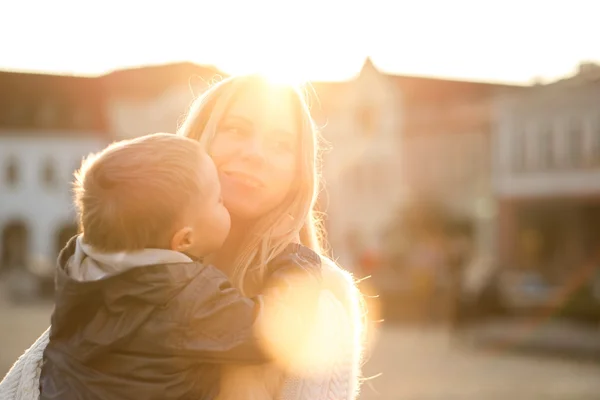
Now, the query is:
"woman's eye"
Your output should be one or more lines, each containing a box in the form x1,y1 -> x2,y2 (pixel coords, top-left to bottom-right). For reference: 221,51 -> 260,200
224,126 -> 240,135
272,139 -> 293,152
219,124 -> 243,136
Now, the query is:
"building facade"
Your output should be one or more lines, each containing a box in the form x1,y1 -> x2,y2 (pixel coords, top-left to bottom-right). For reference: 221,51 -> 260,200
313,60 -> 404,270
0,71 -> 109,273
101,62 -> 224,140
398,76 -> 519,259
493,62 -> 600,283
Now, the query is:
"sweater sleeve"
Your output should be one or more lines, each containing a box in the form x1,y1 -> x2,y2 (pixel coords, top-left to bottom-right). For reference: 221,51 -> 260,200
0,327 -> 49,400
279,258 -> 363,400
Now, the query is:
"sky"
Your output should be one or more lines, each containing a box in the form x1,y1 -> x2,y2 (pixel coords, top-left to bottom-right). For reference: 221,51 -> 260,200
1,0 -> 599,84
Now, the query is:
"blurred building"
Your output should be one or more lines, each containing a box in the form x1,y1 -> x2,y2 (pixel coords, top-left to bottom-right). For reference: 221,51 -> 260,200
101,62 -> 224,140
312,59 -> 403,269
398,76 -> 522,259
99,60 -> 406,273
0,71 -> 109,272
494,62 -> 600,285
314,61 -> 526,274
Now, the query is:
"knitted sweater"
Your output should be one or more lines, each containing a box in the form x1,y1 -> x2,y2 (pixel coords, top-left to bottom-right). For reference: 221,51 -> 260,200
0,259 -> 363,400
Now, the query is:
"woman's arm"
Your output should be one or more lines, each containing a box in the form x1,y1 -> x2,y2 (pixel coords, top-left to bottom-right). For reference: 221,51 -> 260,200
279,257 -> 364,400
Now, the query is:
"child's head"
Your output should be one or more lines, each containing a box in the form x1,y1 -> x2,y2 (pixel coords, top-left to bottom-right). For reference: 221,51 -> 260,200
74,133 -> 231,258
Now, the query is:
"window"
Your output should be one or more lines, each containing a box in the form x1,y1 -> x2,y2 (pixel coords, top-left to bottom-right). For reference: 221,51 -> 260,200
592,119 -> 600,166
4,156 -> 19,187
357,106 -> 376,135
42,158 -> 58,188
538,124 -> 554,170
512,131 -> 526,173
1,221 -> 29,270
566,119 -> 583,168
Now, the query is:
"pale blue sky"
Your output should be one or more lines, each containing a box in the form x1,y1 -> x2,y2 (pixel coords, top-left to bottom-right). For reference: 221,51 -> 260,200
1,0 -> 598,83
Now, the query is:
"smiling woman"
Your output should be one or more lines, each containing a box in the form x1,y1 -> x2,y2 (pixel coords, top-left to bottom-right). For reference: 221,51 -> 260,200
212,84 -> 300,222
177,74 -> 365,400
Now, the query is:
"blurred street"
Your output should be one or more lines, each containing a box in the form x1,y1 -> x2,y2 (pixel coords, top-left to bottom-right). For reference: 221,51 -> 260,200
361,327 -> 600,400
2,300 -> 600,400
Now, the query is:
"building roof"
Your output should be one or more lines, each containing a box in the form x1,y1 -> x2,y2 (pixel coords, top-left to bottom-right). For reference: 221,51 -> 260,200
391,74 -> 521,103
0,59 -> 533,139
0,70 -> 109,136
101,61 -> 226,99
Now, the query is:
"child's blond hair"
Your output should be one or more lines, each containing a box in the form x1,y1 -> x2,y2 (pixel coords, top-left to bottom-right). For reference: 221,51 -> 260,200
74,133 -> 205,252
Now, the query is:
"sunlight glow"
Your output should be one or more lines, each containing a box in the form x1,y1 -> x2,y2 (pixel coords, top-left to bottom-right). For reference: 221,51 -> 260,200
1,0 -> 600,83
228,60 -> 313,87
254,277 -> 352,374
256,68 -> 310,87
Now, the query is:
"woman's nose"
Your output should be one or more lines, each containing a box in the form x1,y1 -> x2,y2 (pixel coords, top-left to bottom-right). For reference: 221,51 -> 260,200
240,136 -> 267,164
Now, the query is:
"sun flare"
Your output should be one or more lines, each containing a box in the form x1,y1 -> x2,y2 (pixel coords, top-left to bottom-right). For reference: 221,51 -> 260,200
227,58 -> 312,87
256,67 -> 310,87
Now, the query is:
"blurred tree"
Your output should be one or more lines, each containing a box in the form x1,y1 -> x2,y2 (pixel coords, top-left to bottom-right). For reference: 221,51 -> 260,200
383,195 -> 454,271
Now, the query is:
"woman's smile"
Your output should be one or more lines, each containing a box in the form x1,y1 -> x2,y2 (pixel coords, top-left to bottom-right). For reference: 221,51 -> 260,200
222,170 -> 266,189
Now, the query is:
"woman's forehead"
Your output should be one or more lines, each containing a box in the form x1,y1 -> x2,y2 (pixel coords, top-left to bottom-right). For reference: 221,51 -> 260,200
224,85 -> 299,132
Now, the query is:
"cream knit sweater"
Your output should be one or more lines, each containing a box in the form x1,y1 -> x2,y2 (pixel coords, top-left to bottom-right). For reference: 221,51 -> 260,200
0,259 -> 362,400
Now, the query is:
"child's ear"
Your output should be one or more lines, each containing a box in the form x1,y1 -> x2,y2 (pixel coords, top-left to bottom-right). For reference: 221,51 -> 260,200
170,227 -> 194,252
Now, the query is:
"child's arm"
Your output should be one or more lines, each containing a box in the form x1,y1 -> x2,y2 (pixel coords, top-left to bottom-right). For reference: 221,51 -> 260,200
172,245 -> 322,365
175,266 -> 270,364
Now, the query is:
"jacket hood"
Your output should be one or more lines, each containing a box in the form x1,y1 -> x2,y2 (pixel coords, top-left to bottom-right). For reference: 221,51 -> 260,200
50,235 -> 202,362
64,235 -> 193,281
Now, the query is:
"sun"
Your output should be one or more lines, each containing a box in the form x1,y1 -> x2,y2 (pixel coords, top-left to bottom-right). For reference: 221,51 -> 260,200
255,65 -> 310,87
222,56 -> 312,87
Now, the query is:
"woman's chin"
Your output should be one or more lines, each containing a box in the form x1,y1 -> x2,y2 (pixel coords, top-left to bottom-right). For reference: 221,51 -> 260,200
224,198 -> 266,222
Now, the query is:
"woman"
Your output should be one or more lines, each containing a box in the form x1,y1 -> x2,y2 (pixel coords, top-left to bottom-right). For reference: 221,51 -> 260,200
0,75 -> 365,400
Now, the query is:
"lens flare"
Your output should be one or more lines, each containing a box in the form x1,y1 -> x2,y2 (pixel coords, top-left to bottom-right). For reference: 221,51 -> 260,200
254,275 -> 356,375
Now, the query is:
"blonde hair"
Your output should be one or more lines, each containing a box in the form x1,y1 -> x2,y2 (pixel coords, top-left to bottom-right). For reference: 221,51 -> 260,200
180,75 -> 367,400
178,75 -> 325,295
74,133 -> 205,252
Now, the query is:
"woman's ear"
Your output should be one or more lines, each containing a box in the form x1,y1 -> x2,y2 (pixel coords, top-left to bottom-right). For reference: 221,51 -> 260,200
170,227 -> 194,252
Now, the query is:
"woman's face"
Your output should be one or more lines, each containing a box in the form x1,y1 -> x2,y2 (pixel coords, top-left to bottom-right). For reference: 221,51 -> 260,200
210,86 -> 299,221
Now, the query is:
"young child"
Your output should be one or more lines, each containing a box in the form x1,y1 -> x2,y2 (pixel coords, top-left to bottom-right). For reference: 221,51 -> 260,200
39,133 -> 321,400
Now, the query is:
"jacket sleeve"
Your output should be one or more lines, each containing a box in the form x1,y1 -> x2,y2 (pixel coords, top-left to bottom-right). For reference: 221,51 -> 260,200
175,266 -> 270,364
176,245 -> 322,365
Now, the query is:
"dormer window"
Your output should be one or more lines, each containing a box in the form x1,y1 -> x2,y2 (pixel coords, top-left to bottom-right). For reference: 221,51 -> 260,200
357,105 -> 376,134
